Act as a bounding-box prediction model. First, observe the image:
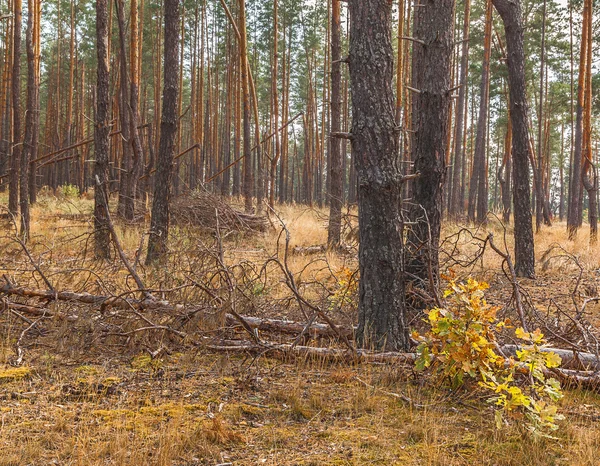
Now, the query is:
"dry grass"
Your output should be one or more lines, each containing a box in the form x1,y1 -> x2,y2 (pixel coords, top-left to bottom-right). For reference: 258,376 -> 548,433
0,191 -> 599,464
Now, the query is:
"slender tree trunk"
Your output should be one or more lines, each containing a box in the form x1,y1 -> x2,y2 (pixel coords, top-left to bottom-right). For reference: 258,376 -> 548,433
239,0 -> 253,213
9,0 -> 22,216
467,0 -> 492,225
327,0 -> 343,247
349,0 -> 409,351
94,0 -> 111,258
499,108 -> 512,223
146,0 -> 179,264
581,0 -> 596,243
20,0 -> 39,240
534,0 -> 547,232
493,0 -> 535,278
567,0 -> 589,239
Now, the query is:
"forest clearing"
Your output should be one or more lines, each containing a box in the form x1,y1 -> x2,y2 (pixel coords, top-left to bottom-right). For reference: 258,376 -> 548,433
2,0 -> 600,463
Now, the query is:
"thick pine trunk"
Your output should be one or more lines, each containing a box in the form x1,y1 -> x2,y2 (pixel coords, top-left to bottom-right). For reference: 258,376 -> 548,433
146,0 -> 179,264
349,0 -> 408,351
493,0 -> 535,278
407,0 -> 455,285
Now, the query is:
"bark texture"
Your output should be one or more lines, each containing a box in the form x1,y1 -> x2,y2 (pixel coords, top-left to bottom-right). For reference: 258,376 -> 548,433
408,0 -> 455,285
349,0 -> 408,351
94,0 -> 111,258
327,0 -> 342,247
493,0 -> 535,278
146,0 -> 180,264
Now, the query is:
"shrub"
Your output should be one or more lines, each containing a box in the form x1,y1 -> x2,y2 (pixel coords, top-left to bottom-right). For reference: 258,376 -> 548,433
414,277 -> 564,438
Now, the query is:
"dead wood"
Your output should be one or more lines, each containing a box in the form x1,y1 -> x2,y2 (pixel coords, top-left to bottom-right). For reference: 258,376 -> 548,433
171,190 -> 268,232
225,314 -> 354,338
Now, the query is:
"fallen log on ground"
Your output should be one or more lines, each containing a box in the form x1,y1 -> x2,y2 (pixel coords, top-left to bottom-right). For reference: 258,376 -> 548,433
224,314 -> 354,338
206,339 -> 600,390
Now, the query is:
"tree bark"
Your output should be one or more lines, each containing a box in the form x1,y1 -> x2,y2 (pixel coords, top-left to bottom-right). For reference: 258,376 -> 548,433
327,0 -> 343,247
146,0 -> 180,264
449,0 -> 470,220
407,0 -> 455,286
94,0 -> 111,259
20,0 -> 39,241
492,0 -> 535,278
349,0 -> 409,351
567,0 -> 589,239
467,0 -> 492,225
9,0 -> 22,216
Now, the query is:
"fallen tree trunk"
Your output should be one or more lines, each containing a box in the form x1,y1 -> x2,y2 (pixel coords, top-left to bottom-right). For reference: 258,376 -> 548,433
225,314 -> 354,338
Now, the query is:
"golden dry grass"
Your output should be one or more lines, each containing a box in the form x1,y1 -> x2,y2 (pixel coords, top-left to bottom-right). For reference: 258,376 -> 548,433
0,191 -> 599,464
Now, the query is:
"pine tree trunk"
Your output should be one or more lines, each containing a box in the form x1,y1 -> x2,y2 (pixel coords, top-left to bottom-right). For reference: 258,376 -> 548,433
492,0 -> 535,278
9,0 -> 22,216
327,0 -> 343,247
407,0 -> 455,286
349,0 -> 409,351
20,0 -> 39,241
94,0 -> 111,259
467,0 -> 492,225
567,0 -> 588,239
146,0 -> 179,264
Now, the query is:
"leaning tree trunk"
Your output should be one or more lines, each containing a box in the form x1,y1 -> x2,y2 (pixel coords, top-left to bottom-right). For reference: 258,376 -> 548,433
493,0 -> 535,278
94,0 -> 111,258
407,0 -> 455,288
146,0 -> 179,264
349,0 -> 409,351
327,0 -> 343,247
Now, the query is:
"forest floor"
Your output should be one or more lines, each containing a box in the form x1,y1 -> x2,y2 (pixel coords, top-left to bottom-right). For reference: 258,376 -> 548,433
1,190 -> 600,465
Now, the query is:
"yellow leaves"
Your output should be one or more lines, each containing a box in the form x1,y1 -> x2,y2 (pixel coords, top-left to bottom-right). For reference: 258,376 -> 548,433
515,327 -> 545,344
415,277 -> 564,438
328,266 -> 359,311
545,352 -> 562,369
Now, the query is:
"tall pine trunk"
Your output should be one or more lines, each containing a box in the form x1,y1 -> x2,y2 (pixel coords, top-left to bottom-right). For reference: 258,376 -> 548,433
349,0 -> 409,351
407,0 -> 455,288
146,0 -> 180,264
327,0 -> 343,247
493,0 -> 535,278
94,0 -> 111,258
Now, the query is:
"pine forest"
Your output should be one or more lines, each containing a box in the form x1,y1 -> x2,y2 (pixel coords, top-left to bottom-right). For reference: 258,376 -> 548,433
1,0 -> 600,463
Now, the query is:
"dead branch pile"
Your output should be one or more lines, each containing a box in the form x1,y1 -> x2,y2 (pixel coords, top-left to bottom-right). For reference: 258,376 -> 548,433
171,190 -> 268,233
